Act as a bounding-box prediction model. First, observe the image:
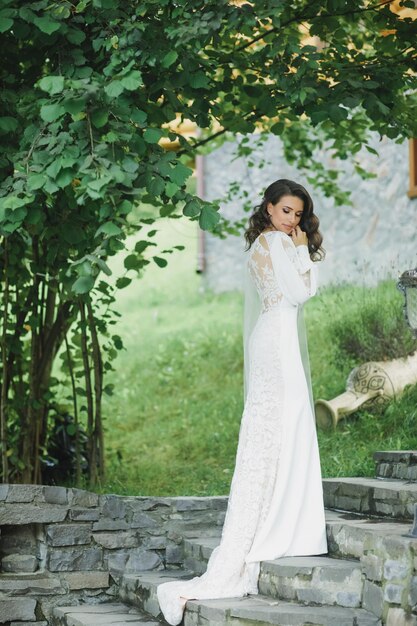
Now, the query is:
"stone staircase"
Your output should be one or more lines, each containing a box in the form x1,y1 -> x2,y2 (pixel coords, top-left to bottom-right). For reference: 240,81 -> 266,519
48,450 -> 417,626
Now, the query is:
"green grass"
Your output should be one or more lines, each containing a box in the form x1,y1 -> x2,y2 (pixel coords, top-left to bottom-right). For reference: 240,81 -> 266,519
94,219 -> 417,496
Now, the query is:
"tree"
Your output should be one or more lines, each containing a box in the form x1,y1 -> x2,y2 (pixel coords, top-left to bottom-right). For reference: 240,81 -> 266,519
1,0 -> 416,484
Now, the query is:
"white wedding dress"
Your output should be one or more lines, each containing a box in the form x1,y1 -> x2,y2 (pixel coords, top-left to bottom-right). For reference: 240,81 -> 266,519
157,230 -> 328,625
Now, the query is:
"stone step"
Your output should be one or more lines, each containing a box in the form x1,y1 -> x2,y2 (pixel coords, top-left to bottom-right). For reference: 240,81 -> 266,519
52,602 -> 159,626
259,556 -> 363,609
184,595 -> 382,626
374,450 -> 417,481
323,477 -> 417,520
120,569 -> 192,618
324,509 -> 415,558
183,536 -> 364,608
183,510 -> 414,563
119,571 -> 380,626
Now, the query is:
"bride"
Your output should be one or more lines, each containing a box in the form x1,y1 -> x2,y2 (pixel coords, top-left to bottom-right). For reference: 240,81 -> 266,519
157,179 -> 328,625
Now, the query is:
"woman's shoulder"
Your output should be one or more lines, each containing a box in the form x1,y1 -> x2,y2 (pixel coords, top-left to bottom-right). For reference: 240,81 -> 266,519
260,229 -> 292,242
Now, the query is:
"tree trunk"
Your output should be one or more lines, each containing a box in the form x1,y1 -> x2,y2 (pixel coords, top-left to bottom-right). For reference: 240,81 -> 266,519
1,238 -> 9,482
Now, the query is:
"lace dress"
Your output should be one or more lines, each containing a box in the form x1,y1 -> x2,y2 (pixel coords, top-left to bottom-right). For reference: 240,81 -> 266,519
157,230 -> 328,625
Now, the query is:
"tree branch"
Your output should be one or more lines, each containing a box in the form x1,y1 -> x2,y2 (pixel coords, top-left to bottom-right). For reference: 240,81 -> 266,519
177,105 -> 288,155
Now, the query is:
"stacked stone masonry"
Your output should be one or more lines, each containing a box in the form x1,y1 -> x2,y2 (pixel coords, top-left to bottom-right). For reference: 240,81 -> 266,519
1,450 -> 417,625
0,485 -> 227,625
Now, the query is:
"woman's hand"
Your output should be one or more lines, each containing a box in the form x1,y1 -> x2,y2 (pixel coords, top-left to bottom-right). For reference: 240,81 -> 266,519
290,225 -> 308,247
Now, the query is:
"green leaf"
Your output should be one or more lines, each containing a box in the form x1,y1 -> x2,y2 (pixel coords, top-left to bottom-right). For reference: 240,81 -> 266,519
27,174 -> 46,190
135,240 -> 154,254
96,258 -> 112,275
56,168 -> 74,188
116,276 -> 132,289
62,224 -> 85,244
33,16 -> 61,34
0,17 -> 13,32
147,176 -> 165,197
131,109 -> 147,124
40,103 -> 66,123
189,71 -> 209,89
95,222 -> 122,237
0,117 -> 18,132
199,205 -> 220,231
2,195 -> 33,210
183,199 -> 200,217
67,28 -> 86,44
143,128 -> 164,143
72,275 -> 95,294
162,50 -> 178,68
165,181 -> 179,198
88,176 -> 111,192
170,162 -> 192,186
120,70 -> 142,90
38,75 -> 65,95
124,254 -> 140,270
66,424 -> 77,436
64,98 -> 86,115
270,121 -> 284,135
104,81 -> 124,98
153,256 -> 167,268
26,207 -> 42,225
91,109 -> 108,128
122,158 -> 138,173
46,160 -> 62,178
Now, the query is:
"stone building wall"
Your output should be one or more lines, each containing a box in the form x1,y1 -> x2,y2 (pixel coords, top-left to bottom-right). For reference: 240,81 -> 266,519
200,133 -> 417,292
0,484 -> 227,625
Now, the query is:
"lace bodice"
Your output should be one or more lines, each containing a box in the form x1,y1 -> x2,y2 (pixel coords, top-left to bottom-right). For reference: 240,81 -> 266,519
248,231 -> 316,310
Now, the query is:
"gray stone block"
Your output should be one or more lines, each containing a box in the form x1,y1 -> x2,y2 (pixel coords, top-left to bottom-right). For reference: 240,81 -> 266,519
69,508 -> 100,522
384,583 -> 403,604
0,573 -> 63,596
107,551 -> 130,579
0,484 -> 9,500
409,575 -> 417,606
363,554 -> 384,582
336,591 -> 362,608
130,512 -> 159,529
0,504 -> 68,525
142,535 -> 168,550
386,607 -> 417,626
101,495 -> 127,519
43,486 -> 68,505
126,548 -> 162,572
93,519 -> 129,531
11,622 -> 48,626
93,531 -> 138,549
2,553 -> 38,573
165,543 -> 183,564
384,559 -> 409,581
46,523 -> 92,547
70,488 -> 99,508
48,546 -> 103,572
61,571 -> 110,590
363,580 -> 384,617
0,598 -> 37,621
6,485 -> 44,503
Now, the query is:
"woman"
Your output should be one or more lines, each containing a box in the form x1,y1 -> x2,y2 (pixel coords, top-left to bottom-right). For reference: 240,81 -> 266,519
157,179 -> 328,625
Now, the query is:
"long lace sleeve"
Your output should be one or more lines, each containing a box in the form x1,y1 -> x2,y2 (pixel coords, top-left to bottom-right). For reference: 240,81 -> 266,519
268,232 -> 317,306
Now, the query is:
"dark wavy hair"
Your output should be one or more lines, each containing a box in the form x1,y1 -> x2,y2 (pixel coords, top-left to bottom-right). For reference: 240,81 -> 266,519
244,179 -> 325,261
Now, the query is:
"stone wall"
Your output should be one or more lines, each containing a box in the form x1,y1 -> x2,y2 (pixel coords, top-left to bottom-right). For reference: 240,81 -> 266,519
0,485 -> 227,625
200,133 -> 417,293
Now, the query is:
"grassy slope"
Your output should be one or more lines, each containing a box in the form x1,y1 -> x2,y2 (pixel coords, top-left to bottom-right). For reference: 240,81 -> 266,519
98,219 -> 417,496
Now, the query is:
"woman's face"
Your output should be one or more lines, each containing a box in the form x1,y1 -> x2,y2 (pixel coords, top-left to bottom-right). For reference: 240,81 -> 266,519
267,194 -> 304,235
